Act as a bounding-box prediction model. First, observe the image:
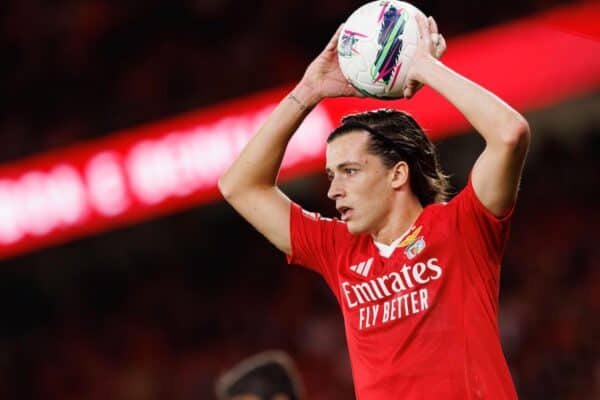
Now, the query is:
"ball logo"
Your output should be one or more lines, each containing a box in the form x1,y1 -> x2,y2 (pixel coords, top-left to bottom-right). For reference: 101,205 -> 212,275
339,31 -> 362,58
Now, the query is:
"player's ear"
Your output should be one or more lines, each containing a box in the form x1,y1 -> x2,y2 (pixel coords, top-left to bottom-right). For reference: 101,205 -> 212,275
390,161 -> 409,189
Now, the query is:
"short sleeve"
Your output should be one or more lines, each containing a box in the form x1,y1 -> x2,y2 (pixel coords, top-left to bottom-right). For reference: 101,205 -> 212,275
449,176 -> 514,278
287,202 -> 348,288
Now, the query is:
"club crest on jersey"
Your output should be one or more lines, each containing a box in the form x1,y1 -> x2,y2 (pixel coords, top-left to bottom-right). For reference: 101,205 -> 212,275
397,226 -> 426,259
404,237 -> 426,259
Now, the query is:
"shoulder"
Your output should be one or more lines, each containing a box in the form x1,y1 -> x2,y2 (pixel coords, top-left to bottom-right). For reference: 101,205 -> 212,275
421,199 -> 455,221
290,202 -> 355,244
293,203 -> 347,228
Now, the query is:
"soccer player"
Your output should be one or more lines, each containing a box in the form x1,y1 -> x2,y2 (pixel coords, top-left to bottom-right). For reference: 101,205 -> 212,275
215,351 -> 304,400
219,15 -> 530,400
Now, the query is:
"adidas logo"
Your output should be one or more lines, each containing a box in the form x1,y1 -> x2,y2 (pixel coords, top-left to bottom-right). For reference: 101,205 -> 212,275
349,257 -> 374,278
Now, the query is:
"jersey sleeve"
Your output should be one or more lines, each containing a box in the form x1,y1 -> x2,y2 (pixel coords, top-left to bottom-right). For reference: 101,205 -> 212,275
448,176 -> 515,283
286,202 -> 346,288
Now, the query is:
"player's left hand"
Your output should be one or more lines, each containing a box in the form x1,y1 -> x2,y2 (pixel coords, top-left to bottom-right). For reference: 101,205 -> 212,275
403,14 -> 447,99
299,24 -> 366,104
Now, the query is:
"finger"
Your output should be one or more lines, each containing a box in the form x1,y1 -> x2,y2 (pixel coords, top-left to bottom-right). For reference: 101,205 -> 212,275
415,14 -> 431,44
326,23 -> 344,51
428,16 -> 439,35
430,33 -> 440,48
436,34 -> 447,58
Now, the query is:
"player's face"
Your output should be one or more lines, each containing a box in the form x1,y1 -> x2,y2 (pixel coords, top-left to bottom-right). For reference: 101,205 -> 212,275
326,130 -> 395,235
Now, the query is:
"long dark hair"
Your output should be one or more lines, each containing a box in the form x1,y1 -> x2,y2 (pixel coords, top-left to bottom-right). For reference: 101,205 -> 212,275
327,109 -> 451,206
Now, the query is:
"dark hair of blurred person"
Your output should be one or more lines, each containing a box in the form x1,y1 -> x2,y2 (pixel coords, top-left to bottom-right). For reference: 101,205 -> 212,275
215,351 -> 304,400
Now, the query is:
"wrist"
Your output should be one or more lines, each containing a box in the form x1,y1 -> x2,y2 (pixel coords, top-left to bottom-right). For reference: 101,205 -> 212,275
292,81 -> 323,109
410,55 -> 443,85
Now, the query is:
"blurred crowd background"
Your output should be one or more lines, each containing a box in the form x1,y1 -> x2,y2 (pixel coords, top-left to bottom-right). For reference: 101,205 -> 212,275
1,0 -> 576,162
1,0 -> 598,399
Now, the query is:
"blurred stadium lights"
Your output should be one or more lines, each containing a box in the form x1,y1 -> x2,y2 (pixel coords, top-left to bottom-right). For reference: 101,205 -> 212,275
0,1 -> 598,260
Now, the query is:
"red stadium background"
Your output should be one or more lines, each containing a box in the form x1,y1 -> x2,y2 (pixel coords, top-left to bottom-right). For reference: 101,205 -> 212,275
1,1 -> 599,399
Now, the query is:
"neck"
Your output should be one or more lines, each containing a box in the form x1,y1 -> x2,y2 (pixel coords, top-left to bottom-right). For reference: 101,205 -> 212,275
371,193 -> 423,245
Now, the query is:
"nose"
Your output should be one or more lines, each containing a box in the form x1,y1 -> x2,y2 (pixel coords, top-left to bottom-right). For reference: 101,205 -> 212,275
327,176 -> 345,200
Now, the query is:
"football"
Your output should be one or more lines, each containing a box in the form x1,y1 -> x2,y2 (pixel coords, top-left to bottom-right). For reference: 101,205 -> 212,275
337,0 -> 426,99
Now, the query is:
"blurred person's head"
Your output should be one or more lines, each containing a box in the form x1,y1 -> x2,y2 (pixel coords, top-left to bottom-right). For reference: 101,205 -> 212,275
215,351 -> 304,400
326,109 -> 449,235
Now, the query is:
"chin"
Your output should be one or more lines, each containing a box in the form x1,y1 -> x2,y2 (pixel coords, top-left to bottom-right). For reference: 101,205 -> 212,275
346,220 -> 369,235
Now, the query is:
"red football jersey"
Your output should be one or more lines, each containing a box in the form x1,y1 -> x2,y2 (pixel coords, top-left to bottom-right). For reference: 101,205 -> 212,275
287,179 -> 518,399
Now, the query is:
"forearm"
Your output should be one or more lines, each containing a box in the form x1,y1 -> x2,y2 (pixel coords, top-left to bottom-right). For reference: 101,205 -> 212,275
416,58 -> 529,146
218,83 -> 321,196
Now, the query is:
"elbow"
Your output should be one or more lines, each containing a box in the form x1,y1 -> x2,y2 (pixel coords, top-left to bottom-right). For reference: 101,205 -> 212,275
217,176 -> 234,201
502,115 -> 531,151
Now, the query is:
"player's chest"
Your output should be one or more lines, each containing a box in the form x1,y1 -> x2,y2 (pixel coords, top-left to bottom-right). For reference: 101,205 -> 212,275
336,227 -> 453,331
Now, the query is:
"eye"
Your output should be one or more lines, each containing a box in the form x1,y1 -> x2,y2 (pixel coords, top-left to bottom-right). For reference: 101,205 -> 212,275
344,167 -> 358,176
326,173 -> 334,181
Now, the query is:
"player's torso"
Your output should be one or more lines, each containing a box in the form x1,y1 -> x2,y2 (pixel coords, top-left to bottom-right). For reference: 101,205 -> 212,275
335,208 -> 469,398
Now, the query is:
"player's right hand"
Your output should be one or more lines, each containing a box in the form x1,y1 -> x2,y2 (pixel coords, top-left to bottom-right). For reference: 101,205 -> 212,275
297,24 -> 365,105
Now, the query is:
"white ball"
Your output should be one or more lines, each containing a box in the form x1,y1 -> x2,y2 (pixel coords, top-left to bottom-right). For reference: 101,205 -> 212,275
337,1 -> 426,99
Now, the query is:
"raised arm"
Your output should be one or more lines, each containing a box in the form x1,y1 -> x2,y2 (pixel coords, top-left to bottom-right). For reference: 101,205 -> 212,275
218,26 -> 361,254
406,16 -> 530,216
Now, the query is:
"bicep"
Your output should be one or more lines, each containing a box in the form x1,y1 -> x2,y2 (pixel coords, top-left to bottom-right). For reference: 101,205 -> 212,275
471,131 -> 530,216
222,186 -> 292,255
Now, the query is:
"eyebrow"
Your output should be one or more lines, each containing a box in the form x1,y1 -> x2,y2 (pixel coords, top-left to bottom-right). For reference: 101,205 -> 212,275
325,161 -> 362,174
